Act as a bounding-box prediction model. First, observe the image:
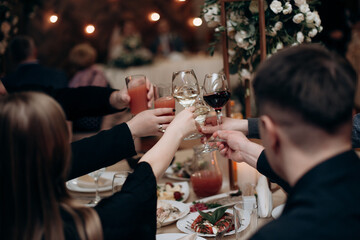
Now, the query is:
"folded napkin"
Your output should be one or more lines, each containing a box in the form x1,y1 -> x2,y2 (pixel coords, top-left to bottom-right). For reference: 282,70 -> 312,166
177,233 -> 197,240
256,175 -> 273,218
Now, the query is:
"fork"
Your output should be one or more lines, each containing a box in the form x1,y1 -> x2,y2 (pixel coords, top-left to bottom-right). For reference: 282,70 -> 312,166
215,222 -> 231,240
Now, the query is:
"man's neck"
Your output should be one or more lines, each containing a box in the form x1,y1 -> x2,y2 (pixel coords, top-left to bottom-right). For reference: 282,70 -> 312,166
282,137 -> 352,187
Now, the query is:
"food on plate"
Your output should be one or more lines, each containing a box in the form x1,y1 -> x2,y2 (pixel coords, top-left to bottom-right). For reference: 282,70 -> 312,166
191,207 -> 234,234
189,190 -> 242,212
156,200 -> 181,228
157,182 -> 184,201
170,158 -> 193,179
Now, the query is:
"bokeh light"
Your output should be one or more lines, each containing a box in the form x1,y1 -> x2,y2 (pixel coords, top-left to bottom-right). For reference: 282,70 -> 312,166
85,24 -> 95,34
193,17 -> 202,27
149,12 -> 160,22
49,15 -> 58,23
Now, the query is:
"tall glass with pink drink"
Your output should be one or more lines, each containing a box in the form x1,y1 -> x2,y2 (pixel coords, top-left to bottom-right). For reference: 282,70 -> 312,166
125,75 -> 148,115
154,84 -> 175,116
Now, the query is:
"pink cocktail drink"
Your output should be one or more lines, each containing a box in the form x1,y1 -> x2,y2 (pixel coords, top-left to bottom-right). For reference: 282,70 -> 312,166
128,83 -> 148,115
154,96 -> 175,116
191,170 -> 223,197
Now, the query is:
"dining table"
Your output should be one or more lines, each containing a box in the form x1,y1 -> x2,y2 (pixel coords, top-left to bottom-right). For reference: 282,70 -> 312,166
68,146 -> 287,240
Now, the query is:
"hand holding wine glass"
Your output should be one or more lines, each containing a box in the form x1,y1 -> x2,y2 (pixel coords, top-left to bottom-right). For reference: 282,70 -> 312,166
202,73 -> 231,142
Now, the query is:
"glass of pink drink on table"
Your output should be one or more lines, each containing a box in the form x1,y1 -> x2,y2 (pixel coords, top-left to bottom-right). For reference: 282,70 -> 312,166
154,84 -> 175,116
125,74 -> 149,115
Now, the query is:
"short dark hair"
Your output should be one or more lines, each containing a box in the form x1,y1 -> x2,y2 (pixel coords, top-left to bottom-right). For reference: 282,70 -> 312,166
9,35 -> 35,64
253,44 -> 357,133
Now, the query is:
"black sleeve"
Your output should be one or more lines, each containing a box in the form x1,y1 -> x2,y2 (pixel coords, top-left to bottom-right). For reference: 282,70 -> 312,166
256,150 -> 291,193
248,118 -> 260,139
6,85 -> 125,120
68,123 -> 137,180
95,162 -> 157,240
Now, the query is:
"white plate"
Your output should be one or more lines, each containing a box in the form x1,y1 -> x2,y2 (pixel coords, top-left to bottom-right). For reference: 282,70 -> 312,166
271,203 -> 285,219
165,167 -> 190,181
66,172 -> 117,193
157,200 -> 190,227
158,181 -> 190,202
156,233 -> 206,240
176,209 -> 250,237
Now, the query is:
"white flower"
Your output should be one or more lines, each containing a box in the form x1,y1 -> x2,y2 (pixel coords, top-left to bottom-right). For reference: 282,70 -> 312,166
240,69 -> 251,80
305,37 -> 312,43
308,28 -> 318,38
267,28 -> 277,37
282,2 -> 293,14
293,13 -> 305,24
319,26 -> 323,32
273,21 -> 283,31
270,1 -> 283,14
227,20 -> 236,36
306,12 -> 315,23
294,0 -> 306,7
297,32 -> 304,43
299,4 -> 310,13
313,11 -> 321,27
235,31 -> 250,49
276,42 -> 284,50
228,49 -> 236,56
203,4 -> 221,27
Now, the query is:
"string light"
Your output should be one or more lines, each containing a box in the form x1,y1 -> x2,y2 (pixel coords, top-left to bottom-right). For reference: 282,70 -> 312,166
193,17 -> 202,27
149,12 -> 160,22
85,24 -> 95,34
49,15 -> 58,23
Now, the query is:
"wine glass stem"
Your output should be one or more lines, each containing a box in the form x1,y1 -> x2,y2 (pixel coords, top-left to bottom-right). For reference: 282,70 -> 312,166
215,110 -> 222,128
94,177 -> 100,202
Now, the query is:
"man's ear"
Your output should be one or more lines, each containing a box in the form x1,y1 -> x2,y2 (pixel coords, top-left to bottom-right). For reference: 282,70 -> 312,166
260,115 -> 280,154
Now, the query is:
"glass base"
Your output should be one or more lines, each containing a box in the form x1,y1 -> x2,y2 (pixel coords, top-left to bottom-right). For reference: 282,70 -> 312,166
207,136 -> 226,143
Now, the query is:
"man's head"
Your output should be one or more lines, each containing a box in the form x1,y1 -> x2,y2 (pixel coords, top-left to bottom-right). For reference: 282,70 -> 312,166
253,44 -> 357,179
9,35 -> 37,65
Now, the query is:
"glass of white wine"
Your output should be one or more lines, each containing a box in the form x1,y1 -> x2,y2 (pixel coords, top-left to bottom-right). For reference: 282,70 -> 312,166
172,69 -> 202,140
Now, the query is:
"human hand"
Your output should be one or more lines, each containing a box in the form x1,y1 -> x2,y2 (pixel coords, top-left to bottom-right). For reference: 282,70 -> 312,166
126,108 -> 175,138
213,130 -> 263,167
145,77 -> 154,108
109,88 -> 130,110
200,116 -> 249,135
166,107 -> 197,139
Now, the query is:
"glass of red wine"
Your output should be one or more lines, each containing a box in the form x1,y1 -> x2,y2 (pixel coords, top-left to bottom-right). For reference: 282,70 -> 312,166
203,73 -> 231,143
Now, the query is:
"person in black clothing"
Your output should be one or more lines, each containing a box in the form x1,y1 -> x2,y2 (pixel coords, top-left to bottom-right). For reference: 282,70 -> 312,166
0,91 -> 197,240
204,44 -> 360,239
2,35 -> 68,89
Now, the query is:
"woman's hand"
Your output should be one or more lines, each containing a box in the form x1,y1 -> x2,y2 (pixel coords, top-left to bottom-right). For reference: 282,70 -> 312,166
200,116 -> 249,135
126,108 -> 174,138
166,107 -> 197,139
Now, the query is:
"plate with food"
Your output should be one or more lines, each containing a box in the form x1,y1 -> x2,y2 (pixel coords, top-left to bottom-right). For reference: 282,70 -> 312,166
157,182 -> 189,202
156,233 -> 206,240
177,207 -> 250,237
66,171 -> 116,193
188,190 -> 243,212
157,200 -> 190,228
165,158 -> 193,181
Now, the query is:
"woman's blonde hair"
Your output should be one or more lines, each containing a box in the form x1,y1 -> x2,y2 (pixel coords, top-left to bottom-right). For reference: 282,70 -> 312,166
0,92 -> 103,240
68,43 -> 97,69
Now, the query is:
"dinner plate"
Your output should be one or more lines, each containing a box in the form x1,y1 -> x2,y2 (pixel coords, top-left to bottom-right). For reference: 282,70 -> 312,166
165,167 -> 190,181
157,200 -> 190,227
271,203 -> 285,219
66,171 -> 116,193
176,209 -> 250,237
156,233 -> 206,240
157,181 -> 190,202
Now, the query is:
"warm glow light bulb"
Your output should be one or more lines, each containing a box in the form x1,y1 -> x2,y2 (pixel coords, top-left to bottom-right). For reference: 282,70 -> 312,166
85,24 -> 95,34
49,15 -> 58,23
150,12 -> 160,22
193,17 -> 202,27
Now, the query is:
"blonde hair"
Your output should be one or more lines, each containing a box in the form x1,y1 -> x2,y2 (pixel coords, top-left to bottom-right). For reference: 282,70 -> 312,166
69,43 -> 97,69
0,92 -> 103,240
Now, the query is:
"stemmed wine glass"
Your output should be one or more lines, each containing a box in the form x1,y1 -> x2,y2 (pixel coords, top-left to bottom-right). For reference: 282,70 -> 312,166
87,167 -> 106,206
172,69 -> 202,140
203,73 -> 231,143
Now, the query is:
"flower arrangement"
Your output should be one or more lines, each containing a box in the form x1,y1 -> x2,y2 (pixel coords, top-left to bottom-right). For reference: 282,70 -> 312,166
202,0 -> 322,79
109,34 -> 153,69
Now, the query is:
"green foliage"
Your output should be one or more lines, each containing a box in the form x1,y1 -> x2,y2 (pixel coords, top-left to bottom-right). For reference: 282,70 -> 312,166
197,206 -> 228,225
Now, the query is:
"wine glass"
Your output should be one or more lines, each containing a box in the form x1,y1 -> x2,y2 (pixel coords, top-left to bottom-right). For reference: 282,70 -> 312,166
87,167 -> 106,206
172,69 -> 202,140
203,73 -> 231,142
